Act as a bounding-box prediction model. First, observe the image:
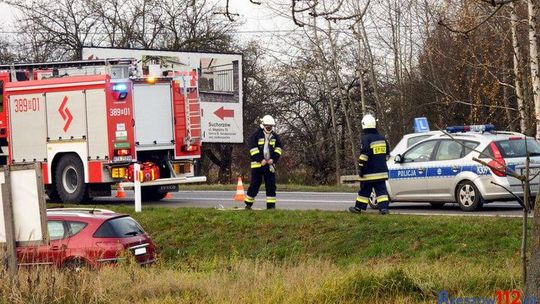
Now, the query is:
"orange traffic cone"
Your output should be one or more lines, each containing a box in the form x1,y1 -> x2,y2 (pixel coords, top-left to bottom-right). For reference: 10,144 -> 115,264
164,192 -> 173,199
116,183 -> 126,198
233,177 -> 246,202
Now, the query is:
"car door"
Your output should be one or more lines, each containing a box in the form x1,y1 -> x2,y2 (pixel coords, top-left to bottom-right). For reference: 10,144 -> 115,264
17,220 -> 67,266
34,220 -> 67,266
426,140 -> 468,201
388,139 -> 438,201
430,140 -> 480,201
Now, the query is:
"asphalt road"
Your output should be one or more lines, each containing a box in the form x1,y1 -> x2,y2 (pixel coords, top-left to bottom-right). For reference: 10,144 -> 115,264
91,190 -> 527,217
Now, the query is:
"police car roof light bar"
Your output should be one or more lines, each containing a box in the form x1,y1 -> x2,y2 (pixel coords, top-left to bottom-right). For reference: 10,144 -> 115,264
446,124 -> 495,133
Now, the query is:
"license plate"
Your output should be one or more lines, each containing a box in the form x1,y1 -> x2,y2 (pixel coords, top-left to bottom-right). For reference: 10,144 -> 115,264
158,184 -> 179,193
134,247 -> 146,255
112,156 -> 133,162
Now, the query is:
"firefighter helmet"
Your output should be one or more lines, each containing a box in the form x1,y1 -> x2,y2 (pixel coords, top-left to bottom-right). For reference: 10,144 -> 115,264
361,114 -> 376,129
261,115 -> 276,126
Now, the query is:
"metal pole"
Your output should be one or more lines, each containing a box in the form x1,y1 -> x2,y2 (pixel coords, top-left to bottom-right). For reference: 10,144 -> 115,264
2,166 -> 17,277
134,163 -> 141,213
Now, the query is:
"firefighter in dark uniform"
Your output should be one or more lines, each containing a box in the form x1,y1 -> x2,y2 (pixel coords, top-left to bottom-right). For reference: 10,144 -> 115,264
245,115 -> 283,209
349,114 -> 391,215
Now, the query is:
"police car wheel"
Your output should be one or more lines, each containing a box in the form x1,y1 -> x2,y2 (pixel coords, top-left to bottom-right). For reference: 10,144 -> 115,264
368,192 -> 379,209
455,181 -> 483,212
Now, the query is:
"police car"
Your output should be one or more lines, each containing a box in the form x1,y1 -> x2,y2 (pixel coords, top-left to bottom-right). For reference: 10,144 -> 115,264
375,124 -> 540,211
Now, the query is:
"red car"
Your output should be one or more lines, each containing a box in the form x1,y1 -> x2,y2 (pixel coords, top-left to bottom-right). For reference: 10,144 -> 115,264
16,208 -> 156,269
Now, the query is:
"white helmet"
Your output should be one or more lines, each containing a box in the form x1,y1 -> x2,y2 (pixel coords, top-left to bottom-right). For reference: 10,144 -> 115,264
261,115 -> 276,126
361,114 -> 376,129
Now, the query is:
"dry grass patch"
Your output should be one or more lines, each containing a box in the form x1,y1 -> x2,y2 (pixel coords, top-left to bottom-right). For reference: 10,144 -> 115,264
0,258 -> 520,304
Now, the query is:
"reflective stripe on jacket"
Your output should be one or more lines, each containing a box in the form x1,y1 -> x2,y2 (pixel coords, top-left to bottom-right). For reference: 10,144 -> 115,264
358,128 -> 390,181
248,128 -> 283,167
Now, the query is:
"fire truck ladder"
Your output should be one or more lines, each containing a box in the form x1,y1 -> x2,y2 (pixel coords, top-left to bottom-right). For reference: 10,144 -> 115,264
179,72 -> 200,146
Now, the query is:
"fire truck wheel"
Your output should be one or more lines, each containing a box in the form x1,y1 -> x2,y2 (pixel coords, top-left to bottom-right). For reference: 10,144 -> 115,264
55,154 -> 87,204
141,186 -> 167,201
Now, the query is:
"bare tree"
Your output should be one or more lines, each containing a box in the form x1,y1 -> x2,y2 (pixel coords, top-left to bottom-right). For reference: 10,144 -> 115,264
6,0 -> 99,60
309,13 -> 343,182
526,0 -> 540,295
509,1 -> 526,133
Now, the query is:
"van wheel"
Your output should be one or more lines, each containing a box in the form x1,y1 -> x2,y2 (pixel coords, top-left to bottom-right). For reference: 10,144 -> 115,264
141,186 -> 167,201
455,181 -> 483,212
55,154 -> 86,204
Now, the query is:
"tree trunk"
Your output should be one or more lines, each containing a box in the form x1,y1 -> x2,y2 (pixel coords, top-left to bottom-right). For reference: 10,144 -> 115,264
359,69 -> 366,114
360,20 -> 386,131
510,1 -> 526,133
390,2 -> 406,131
530,0 -> 540,140
326,20 -> 358,172
204,145 -> 233,184
311,16 -> 342,183
526,0 -> 540,297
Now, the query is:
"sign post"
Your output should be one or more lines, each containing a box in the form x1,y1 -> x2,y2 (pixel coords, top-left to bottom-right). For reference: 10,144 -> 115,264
1,166 -> 16,277
134,163 -> 141,213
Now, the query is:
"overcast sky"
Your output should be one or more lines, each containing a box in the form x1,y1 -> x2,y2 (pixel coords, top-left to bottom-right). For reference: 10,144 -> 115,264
0,1 -> 294,41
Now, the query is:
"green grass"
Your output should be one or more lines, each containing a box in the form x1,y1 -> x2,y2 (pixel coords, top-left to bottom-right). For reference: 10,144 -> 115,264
100,206 -> 521,267
178,183 -> 357,192
21,205 -> 524,303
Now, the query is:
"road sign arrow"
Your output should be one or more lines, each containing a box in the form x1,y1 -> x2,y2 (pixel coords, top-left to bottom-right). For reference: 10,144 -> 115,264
214,106 -> 234,120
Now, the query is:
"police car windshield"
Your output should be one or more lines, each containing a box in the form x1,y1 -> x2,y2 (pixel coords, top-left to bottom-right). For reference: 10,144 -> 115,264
407,135 -> 432,148
496,139 -> 540,158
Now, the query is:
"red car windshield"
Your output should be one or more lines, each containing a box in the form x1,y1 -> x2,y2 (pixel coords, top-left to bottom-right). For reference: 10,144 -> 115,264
93,216 -> 146,238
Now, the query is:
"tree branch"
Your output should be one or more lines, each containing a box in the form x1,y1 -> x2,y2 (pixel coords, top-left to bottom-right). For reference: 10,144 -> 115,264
438,4 -> 505,35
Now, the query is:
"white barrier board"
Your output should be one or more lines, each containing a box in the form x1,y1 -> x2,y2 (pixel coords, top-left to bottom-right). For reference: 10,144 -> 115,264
0,165 -> 47,245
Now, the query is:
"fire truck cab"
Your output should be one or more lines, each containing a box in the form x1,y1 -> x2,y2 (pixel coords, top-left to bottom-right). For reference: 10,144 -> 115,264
0,59 -> 205,203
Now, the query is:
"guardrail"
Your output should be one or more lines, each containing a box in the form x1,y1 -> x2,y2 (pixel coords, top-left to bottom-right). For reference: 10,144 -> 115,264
339,175 -> 361,186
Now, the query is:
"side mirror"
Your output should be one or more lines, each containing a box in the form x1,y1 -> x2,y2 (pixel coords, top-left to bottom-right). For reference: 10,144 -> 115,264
394,154 -> 403,163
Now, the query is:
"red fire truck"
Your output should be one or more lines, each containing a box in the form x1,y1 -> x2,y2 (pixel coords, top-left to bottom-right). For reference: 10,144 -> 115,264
0,59 -> 205,203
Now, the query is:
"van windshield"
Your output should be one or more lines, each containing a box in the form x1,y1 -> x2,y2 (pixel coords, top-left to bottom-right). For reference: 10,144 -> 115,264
496,139 -> 540,158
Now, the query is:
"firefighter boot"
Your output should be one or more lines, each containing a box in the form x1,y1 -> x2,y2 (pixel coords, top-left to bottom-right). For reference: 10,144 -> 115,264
348,206 -> 363,214
245,196 -> 255,210
349,200 -> 368,214
378,201 -> 390,215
